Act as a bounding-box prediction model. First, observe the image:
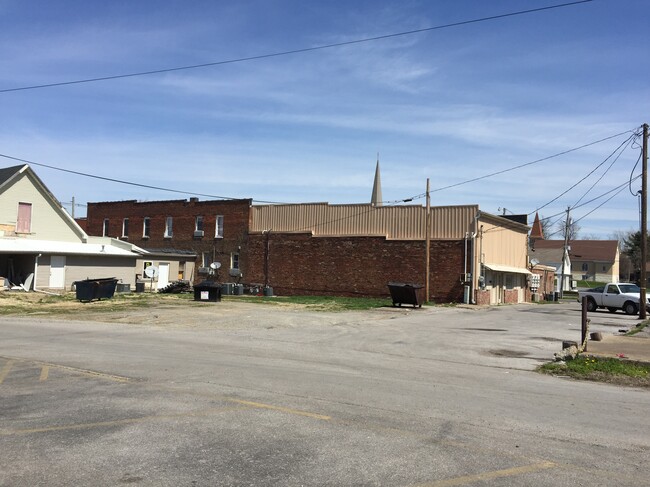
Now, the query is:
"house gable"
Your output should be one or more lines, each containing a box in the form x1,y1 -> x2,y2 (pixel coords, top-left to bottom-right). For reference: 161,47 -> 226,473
0,165 -> 87,243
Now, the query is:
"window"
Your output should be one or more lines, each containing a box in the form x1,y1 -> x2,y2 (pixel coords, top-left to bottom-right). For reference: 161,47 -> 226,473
122,218 -> 129,238
16,202 -> 32,233
194,216 -> 204,237
164,216 -> 173,238
581,263 -> 588,272
215,215 -> 224,238
103,219 -> 109,237
231,252 -> 240,270
505,274 -> 514,290
143,217 -> 150,238
602,265 -> 607,272
202,252 -> 211,268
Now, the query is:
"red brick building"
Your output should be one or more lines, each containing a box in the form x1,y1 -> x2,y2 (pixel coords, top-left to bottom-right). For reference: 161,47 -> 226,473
81,198 -> 531,304
81,198 -> 251,283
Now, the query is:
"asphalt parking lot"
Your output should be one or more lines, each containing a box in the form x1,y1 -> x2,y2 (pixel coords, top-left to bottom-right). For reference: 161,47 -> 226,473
1,301 -> 648,486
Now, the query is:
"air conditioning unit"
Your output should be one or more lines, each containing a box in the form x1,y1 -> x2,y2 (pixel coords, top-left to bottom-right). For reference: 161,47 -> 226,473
198,267 -> 209,274
194,230 -> 204,237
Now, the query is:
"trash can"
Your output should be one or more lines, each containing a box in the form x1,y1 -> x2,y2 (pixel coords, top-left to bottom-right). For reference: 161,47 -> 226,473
194,281 -> 222,302
263,286 -> 273,297
234,284 -> 244,295
221,283 -> 233,295
73,278 -> 119,302
387,282 -> 425,308
135,281 -> 145,293
116,283 -> 131,293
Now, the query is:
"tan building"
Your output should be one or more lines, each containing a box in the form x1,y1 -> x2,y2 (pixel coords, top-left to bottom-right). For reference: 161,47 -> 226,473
248,203 -> 531,305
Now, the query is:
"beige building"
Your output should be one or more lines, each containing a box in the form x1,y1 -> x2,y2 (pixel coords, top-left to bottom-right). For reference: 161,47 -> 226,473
0,164 -> 147,291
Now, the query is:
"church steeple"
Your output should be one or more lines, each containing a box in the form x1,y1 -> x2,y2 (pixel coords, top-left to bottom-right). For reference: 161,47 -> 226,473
370,156 -> 382,207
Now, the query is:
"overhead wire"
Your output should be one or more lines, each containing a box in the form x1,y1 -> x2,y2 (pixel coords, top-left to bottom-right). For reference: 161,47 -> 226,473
0,0 -> 594,94
0,152 -> 287,205
529,131 -> 637,215
400,129 -> 635,204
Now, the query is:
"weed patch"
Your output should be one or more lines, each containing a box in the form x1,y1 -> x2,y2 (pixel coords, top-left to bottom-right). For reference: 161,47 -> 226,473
539,355 -> 650,388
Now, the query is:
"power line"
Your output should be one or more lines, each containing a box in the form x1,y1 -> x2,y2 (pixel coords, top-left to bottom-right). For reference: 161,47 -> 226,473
529,131 -> 637,215
402,128 -> 635,203
0,152 -> 286,205
0,0 -> 594,94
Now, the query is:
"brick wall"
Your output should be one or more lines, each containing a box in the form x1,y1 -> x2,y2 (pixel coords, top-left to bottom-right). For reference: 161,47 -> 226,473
244,232 -> 466,302
504,289 -> 518,304
475,289 -> 490,305
84,198 -> 251,282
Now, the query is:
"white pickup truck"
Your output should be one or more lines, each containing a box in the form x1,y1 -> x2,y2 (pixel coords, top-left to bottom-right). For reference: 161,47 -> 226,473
577,283 -> 650,315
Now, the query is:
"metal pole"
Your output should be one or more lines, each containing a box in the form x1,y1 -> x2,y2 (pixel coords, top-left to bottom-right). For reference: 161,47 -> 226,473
71,196 -> 75,219
640,123 -> 648,320
425,178 -> 431,303
560,207 -> 570,299
581,296 -> 588,352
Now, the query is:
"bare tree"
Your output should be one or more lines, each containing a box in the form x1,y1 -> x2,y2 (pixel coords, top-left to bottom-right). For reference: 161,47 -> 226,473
556,217 -> 580,240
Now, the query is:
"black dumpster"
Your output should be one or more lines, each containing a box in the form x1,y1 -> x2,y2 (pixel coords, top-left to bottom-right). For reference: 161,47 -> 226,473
73,278 -> 119,302
194,281 -> 222,302
387,282 -> 425,308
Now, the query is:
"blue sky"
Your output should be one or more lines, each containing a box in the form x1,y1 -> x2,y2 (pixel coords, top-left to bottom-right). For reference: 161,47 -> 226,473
1,0 -> 648,238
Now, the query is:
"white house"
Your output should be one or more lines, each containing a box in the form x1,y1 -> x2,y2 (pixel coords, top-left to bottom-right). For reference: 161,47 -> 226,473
0,164 -> 146,291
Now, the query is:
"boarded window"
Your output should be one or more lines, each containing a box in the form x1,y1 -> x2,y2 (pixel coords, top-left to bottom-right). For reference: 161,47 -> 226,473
164,217 -> 173,237
143,217 -> 150,238
16,202 -> 32,233
215,215 -> 224,238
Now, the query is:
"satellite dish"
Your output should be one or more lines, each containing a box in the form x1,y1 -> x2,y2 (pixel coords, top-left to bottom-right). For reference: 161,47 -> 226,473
530,258 -> 540,267
144,265 -> 159,278
210,262 -> 221,270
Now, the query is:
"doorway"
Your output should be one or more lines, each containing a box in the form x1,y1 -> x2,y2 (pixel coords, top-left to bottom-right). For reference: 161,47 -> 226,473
49,255 -> 66,288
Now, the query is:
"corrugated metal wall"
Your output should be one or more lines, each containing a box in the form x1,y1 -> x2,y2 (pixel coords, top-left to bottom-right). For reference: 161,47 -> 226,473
250,204 -> 479,240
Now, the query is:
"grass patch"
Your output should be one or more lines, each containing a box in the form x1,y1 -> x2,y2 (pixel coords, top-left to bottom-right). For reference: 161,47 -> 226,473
539,355 -> 650,388
627,320 -> 650,336
224,295 -> 392,311
575,280 -> 606,288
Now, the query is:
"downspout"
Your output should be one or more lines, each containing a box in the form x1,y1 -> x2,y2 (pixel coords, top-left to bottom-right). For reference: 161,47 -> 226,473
470,212 -> 480,304
33,253 -> 41,292
263,229 -> 271,288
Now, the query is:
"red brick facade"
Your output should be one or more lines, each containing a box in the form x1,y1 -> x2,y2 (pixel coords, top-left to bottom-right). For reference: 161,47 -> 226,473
83,198 -> 251,281
245,232 -> 466,302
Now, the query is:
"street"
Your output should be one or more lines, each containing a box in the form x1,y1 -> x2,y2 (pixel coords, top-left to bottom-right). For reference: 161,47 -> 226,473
1,301 -> 648,486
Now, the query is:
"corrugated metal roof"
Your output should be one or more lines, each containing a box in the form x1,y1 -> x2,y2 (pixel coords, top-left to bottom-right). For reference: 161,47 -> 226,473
250,203 -> 479,240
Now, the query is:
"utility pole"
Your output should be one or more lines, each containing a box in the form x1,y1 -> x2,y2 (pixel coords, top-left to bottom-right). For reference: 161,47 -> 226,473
560,207 -> 570,299
425,178 -> 431,303
640,123 -> 648,320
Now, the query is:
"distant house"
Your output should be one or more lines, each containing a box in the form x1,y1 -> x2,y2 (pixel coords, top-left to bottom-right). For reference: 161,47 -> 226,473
533,239 -> 619,283
529,246 -> 571,292
0,164 -> 146,290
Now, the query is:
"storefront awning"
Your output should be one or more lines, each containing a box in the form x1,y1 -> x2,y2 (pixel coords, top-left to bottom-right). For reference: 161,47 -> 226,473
483,263 -> 532,275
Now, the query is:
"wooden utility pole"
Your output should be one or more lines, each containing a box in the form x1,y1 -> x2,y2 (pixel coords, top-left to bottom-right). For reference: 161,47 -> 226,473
640,123 -> 648,320
425,178 -> 431,303
560,207 -> 570,299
